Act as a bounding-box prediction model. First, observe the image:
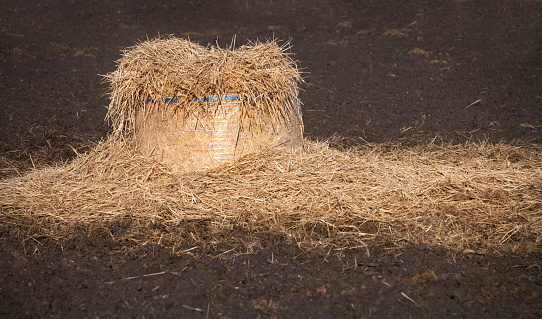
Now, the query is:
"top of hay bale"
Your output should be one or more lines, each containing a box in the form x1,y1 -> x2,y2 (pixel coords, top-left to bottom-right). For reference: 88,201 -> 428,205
104,36 -> 304,135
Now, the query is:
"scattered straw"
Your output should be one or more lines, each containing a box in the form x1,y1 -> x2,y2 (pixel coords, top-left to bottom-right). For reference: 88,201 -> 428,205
1,137 -> 541,252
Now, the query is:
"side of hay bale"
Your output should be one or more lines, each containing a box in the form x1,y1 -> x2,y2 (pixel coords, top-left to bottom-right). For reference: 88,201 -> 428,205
135,95 -> 303,172
105,36 -> 304,172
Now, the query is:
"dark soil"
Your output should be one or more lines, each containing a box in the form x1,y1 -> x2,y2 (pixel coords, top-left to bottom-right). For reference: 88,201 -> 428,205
1,0 -> 541,318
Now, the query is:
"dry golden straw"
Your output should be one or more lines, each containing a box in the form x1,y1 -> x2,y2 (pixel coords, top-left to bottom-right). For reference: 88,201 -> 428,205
104,36 -> 303,136
2,37 -> 540,252
1,138 -> 541,253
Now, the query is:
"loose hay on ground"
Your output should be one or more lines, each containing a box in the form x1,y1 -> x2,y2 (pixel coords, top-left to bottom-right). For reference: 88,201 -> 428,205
1,139 -> 541,253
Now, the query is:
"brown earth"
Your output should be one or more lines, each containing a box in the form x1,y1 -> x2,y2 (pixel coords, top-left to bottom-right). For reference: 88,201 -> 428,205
1,0 -> 541,318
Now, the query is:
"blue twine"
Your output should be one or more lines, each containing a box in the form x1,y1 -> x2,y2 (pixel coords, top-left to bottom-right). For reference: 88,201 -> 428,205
145,94 -> 239,103
145,93 -> 302,116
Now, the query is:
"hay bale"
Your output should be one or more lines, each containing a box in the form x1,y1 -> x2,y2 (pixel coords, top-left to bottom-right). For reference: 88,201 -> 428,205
104,36 -> 304,172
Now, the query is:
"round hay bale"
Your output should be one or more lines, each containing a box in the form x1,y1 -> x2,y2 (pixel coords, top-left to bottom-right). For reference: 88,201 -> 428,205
135,94 -> 303,172
104,36 -> 304,172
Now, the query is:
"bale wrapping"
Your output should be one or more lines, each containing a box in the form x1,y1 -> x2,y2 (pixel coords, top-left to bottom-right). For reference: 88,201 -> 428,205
105,36 -> 304,172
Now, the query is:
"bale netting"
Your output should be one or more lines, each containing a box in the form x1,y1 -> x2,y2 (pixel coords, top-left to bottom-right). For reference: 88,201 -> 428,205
104,36 -> 304,172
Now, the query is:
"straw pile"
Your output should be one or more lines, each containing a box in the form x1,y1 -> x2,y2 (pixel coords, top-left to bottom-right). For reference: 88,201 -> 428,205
104,36 -> 304,172
1,138 -> 541,253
